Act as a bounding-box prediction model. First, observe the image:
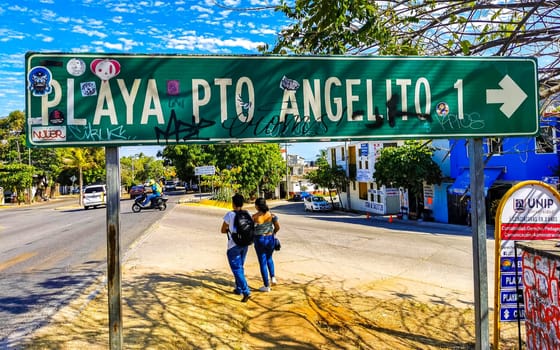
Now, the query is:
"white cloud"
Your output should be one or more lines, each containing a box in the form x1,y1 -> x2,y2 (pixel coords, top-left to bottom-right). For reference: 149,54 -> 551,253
223,0 -> 241,6
103,42 -> 124,50
8,5 -> 28,12
0,29 -> 25,41
250,28 -> 277,35
112,5 -> 136,14
86,18 -> 104,28
112,16 -> 123,24
249,0 -> 281,5
165,34 -> 264,52
119,37 -> 140,51
72,25 -> 108,38
191,5 -> 214,14
219,10 -> 232,17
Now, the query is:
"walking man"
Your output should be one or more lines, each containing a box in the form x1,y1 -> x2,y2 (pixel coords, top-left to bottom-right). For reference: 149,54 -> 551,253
221,193 -> 251,302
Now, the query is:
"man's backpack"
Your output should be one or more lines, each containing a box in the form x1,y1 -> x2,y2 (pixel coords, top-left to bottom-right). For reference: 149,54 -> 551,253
232,210 -> 255,246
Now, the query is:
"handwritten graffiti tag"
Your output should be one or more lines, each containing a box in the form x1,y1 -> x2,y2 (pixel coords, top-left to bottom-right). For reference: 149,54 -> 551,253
522,251 -> 560,350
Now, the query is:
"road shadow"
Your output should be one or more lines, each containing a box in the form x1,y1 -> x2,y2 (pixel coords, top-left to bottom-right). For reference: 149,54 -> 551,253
0,264 -> 105,346
20,269 -> 525,349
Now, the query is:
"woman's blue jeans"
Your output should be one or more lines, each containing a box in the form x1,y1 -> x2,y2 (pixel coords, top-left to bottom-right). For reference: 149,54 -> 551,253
254,235 -> 275,287
227,245 -> 250,295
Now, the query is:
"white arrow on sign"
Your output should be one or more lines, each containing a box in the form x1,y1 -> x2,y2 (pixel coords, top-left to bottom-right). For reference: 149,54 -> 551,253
486,75 -> 527,119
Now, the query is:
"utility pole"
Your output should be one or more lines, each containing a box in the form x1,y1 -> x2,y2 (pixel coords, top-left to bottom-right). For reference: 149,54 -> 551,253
285,143 -> 290,200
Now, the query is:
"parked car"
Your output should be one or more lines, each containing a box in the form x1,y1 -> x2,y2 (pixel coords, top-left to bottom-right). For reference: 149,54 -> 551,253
304,196 -> 332,212
164,181 -> 176,192
83,184 -> 107,210
129,184 -> 145,199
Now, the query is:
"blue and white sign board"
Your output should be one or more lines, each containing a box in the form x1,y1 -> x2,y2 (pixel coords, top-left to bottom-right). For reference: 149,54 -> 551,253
194,165 -> 216,176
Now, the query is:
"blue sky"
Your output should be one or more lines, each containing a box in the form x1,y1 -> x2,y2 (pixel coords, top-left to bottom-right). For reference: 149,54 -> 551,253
0,0 -> 336,160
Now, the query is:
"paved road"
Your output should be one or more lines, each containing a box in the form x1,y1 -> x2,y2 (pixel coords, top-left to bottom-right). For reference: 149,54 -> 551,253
127,199 -> 497,307
0,193 -> 184,347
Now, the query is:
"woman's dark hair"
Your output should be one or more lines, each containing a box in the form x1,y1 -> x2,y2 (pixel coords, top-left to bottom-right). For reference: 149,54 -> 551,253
255,197 -> 269,213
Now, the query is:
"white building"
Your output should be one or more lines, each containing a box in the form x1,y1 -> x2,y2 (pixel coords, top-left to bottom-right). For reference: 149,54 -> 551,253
327,141 -> 405,215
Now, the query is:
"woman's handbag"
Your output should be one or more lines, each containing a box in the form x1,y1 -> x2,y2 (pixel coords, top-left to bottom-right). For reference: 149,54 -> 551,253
274,237 -> 281,251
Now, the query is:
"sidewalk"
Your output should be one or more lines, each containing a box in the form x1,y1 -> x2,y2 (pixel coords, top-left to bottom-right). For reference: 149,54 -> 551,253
366,212 -> 497,238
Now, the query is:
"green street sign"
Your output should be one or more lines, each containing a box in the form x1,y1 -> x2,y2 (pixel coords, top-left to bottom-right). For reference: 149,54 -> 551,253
25,53 -> 539,147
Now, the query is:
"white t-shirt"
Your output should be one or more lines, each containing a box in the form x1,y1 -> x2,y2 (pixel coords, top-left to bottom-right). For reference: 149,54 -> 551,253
223,210 -> 238,250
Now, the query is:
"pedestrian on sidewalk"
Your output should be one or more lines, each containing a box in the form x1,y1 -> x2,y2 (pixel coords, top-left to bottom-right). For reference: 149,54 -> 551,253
252,197 -> 280,292
221,193 -> 251,302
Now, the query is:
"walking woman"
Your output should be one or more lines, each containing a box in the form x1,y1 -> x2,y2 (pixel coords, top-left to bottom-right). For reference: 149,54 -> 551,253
252,197 -> 280,292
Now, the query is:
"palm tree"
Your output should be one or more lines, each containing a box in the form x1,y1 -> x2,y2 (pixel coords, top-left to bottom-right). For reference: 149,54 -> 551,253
61,148 -> 104,206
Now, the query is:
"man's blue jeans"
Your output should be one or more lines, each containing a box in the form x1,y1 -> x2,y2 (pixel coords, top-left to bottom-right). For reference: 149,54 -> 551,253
227,245 -> 250,296
142,193 -> 157,206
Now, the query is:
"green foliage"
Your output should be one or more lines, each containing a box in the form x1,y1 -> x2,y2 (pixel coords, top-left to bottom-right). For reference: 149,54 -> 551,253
305,149 -> 348,197
374,141 -> 442,199
0,111 -> 26,164
162,145 -> 214,182
269,0 -> 559,93
271,0 -> 402,55
0,163 -> 34,202
201,166 -> 242,201
0,110 -> 63,200
162,144 -> 285,199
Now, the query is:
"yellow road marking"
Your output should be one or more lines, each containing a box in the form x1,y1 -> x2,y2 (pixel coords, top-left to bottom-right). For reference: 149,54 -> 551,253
0,252 -> 37,271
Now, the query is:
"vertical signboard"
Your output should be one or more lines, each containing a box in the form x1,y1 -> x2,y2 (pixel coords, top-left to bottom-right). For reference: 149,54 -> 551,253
493,181 -> 560,348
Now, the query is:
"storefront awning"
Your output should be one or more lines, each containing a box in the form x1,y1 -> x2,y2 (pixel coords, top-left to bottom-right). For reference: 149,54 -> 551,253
448,168 -> 503,195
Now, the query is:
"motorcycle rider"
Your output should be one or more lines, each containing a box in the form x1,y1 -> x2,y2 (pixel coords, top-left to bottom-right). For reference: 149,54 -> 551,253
142,179 -> 162,207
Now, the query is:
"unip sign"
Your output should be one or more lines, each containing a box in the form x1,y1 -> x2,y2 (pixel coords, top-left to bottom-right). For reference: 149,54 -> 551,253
492,181 -> 560,349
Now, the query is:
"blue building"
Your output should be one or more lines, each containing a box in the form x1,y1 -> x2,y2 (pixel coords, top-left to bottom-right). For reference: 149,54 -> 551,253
446,117 -> 559,224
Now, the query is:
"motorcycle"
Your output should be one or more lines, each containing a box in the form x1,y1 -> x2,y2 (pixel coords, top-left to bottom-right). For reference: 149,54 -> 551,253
132,193 -> 168,212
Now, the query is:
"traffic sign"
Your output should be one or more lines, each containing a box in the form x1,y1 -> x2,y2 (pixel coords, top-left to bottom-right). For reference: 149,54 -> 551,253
25,53 -> 539,147
500,305 -> 525,322
194,165 -> 216,176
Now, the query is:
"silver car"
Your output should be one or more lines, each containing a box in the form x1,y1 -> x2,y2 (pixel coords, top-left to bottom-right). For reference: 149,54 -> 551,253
83,184 -> 106,210
304,196 -> 332,212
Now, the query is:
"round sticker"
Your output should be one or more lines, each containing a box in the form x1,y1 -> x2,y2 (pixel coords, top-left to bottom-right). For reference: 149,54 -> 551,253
67,58 -> 86,76
49,109 -> 65,125
436,102 -> 450,117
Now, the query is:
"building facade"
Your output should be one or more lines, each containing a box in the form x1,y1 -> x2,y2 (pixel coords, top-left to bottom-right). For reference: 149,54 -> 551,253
327,118 -> 559,225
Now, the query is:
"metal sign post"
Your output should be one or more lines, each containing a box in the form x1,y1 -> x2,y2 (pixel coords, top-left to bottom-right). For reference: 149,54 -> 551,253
468,138 -> 489,350
105,147 -> 122,349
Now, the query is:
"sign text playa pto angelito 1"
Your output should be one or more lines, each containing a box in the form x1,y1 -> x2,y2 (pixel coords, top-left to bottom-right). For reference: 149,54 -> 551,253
25,53 -> 539,147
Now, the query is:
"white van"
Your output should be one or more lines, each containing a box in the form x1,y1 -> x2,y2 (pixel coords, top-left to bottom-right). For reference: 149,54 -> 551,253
83,184 -> 106,210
